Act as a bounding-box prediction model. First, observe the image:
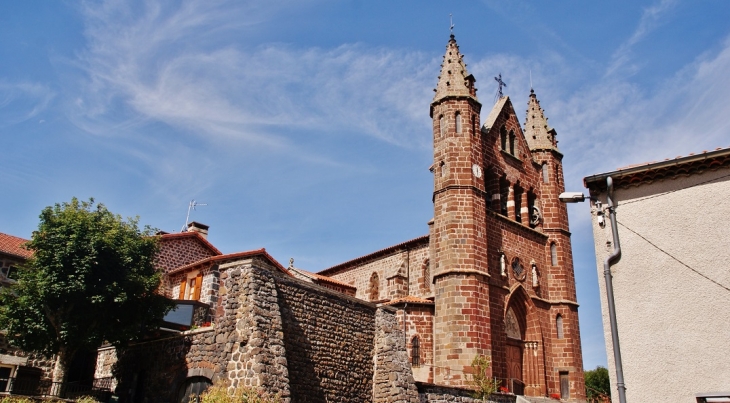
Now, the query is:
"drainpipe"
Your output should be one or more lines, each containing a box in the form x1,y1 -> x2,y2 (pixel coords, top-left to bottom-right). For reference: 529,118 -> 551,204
604,176 -> 627,403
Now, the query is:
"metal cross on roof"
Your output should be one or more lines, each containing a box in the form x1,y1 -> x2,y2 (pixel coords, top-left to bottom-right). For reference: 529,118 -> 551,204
494,73 -> 507,99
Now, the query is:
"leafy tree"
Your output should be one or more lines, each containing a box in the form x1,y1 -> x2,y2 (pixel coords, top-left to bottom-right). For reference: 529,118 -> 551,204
584,366 -> 611,402
468,354 -> 501,402
0,198 -> 174,384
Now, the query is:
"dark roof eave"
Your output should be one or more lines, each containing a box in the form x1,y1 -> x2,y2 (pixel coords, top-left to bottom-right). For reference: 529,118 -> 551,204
318,235 -> 429,276
584,147 -> 730,192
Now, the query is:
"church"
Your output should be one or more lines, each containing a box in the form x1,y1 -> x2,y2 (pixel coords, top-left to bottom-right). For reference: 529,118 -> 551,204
317,34 -> 586,399
94,34 -> 586,403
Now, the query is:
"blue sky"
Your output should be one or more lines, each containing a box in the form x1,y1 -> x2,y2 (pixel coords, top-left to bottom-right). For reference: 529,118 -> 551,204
2,0 -> 730,370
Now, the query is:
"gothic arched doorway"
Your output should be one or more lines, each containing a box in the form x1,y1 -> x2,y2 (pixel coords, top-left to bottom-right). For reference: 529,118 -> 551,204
505,286 -> 545,397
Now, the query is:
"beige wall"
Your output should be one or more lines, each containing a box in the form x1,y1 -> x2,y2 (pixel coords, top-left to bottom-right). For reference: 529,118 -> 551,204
589,168 -> 730,403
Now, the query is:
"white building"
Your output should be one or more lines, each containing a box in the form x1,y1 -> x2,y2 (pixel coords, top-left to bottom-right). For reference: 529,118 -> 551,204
583,147 -> 730,403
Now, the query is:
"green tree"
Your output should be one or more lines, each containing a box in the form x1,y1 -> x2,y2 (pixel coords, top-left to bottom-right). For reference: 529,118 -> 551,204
0,198 -> 173,384
468,354 -> 501,402
584,366 -> 611,402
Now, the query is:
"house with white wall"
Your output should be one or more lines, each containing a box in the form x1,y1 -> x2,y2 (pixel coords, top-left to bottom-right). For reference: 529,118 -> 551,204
583,147 -> 730,403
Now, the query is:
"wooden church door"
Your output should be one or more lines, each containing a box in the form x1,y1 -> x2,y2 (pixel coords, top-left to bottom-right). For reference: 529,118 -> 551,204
506,344 -> 524,395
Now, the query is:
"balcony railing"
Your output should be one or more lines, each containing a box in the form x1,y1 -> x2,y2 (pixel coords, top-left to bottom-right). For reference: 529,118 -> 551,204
2,377 -> 114,399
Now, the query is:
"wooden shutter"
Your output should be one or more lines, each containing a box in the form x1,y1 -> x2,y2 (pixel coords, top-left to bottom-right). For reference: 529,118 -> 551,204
178,278 -> 187,299
193,273 -> 203,301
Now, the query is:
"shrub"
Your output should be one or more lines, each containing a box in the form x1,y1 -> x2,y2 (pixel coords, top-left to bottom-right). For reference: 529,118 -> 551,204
199,382 -> 281,403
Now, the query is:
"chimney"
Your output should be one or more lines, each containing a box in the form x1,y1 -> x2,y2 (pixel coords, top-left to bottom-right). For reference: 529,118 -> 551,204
186,221 -> 209,239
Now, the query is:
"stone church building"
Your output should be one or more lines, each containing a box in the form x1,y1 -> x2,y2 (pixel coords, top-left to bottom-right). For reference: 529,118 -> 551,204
318,34 -> 585,399
94,34 -> 586,403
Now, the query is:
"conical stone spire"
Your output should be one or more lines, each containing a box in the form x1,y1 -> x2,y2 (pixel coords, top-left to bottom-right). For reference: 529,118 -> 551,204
432,34 -> 478,104
524,89 -> 559,152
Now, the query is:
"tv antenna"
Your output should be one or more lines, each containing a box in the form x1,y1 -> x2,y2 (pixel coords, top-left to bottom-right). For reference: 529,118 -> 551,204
182,199 -> 207,232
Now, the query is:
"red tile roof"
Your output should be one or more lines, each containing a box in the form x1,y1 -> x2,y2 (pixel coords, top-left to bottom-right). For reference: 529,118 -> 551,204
289,268 -> 356,290
159,231 -> 222,255
168,248 -> 290,276
0,232 -> 32,259
318,235 -> 429,276
383,296 -> 434,306
585,146 -> 730,191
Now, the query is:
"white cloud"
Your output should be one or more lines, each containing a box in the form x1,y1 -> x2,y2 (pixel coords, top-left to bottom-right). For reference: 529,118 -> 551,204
606,0 -> 678,76
0,81 -> 55,127
71,0 -> 437,150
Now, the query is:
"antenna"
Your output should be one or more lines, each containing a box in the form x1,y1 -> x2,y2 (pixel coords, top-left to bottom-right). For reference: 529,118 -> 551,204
182,199 -> 208,232
450,14 -> 454,35
530,70 -> 533,91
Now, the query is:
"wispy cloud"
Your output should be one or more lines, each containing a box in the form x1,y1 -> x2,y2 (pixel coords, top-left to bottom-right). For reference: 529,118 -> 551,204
70,0 -> 437,150
606,0 -> 678,76
0,81 -> 55,127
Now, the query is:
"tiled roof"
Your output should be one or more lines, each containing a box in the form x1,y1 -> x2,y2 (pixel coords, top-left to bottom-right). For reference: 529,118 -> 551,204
289,268 -> 356,290
584,147 -> 730,191
168,248 -> 290,276
318,235 -> 429,276
159,231 -> 222,255
0,232 -> 32,259
383,296 -> 434,306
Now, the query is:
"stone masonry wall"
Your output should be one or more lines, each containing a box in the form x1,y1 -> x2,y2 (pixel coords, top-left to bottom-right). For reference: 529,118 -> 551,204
275,274 -> 377,403
103,258 -> 433,403
416,383 -> 516,403
373,308 -> 419,403
0,334 -> 55,379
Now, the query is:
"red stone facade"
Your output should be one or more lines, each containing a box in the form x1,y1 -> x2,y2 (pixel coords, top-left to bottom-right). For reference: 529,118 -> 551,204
318,35 -> 585,401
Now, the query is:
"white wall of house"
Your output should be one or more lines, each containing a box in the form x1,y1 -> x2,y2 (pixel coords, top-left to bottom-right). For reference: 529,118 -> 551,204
589,168 -> 730,403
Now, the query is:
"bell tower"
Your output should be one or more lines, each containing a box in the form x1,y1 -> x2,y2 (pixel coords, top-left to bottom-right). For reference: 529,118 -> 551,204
430,34 -> 491,386
524,89 -> 585,399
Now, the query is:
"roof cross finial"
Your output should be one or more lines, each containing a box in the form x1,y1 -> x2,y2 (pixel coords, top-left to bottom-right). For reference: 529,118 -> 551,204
494,73 -> 507,100
450,14 -> 454,36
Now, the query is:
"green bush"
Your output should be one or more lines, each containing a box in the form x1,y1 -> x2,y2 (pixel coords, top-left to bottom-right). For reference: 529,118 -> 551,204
199,382 -> 281,403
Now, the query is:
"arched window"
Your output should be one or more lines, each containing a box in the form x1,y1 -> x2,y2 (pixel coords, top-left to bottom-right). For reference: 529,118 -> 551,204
439,115 -> 445,137
368,272 -> 380,301
455,112 -> 462,134
499,177 -> 510,216
411,336 -> 420,367
500,126 -> 507,151
471,115 -> 476,136
542,163 -> 549,183
514,184 -> 523,223
551,243 -> 558,266
556,314 -> 564,339
509,130 -> 516,155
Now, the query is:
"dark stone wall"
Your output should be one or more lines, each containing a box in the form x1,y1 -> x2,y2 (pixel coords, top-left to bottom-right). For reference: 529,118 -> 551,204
416,383 -> 517,403
275,275 -> 376,403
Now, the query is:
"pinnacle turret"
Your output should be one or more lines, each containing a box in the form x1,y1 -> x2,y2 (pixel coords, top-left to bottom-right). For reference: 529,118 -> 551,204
432,35 -> 478,104
524,89 -> 559,152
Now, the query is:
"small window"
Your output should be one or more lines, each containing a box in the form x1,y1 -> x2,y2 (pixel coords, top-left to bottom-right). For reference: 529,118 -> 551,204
471,115 -> 476,136
179,272 -> 202,301
542,163 -> 549,183
551,243 -> 558,266
500,126 -> 507,151
439,116 -> 445,137
556,314 -> 564,339
455,112 -> 462,134
411,336 -> 420,367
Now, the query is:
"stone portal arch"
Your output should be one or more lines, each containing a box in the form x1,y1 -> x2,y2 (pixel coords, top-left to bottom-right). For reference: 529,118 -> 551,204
504,285 -> 545,397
